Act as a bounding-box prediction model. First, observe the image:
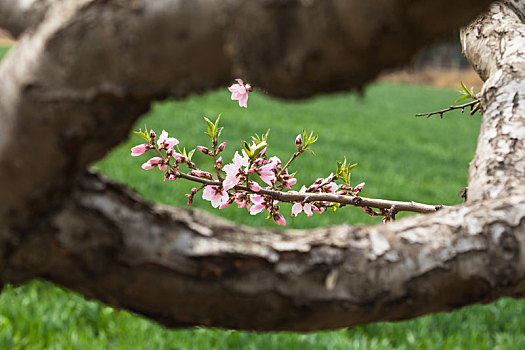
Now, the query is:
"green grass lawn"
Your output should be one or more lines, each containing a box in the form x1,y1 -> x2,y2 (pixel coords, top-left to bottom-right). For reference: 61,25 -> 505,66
1,45 -> 524,349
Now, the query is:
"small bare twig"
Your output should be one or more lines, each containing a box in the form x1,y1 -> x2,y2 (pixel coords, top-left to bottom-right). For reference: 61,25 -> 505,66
415,99 -> 480,119
279,151 -> 301,177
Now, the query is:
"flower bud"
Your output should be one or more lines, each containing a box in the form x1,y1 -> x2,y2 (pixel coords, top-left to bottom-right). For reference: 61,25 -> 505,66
216,156 -> 223,170
273,213 -> 287,226
190,170 -> 212,179
217,142 -> 227,153
187,193 -> 195,206
285,177 -> 297,188
249,181 -> 262,192
354,182 -> 365,193
131,144 -> 148,157
197,146 -> 211,155
295,134 -> 302,147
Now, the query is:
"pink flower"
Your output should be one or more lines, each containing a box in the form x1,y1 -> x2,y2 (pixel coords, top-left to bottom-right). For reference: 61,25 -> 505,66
219,196 -> 235,209
202,185 -> 229,208
291,202 -> 313,217
355,182 -> 365,192
256,162 -> 276,186
172,151 -> 186,162
157,130 -> 179,149
249,181 -> 262,192
249,195 -> 267,215
281,173 -> 297,189
235,193 -> 250,209
131,144 -> 148,156
222,151 -> 249,190
284,177 -> 297,189
267,156 -> 282,166
324,182 -> 338,194
291,186 -> 314,217
141,157 -> 163,170
228,79 -> 252,108
273,213 -> 287,226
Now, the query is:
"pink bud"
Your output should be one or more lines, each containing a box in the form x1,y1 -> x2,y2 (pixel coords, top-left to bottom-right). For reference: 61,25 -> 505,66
187,193 -> 194,206
286,177 -> 297,187
149,129 -> 156,139
216,156 -> 223,169
249,181 -> 262,192
197,146 -> 210,155
131,144 -> 148,156
273,213 -> 287,226
141,162 -> 155,170
295,134 -> 302,147
172,152 -> 186,162
217,142 -> 226,152
355,182 -> 365,192
191,187 -> 198,193
190,170 -> 212,179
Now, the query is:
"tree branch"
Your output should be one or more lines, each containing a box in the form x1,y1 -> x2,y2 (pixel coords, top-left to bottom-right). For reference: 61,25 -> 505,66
4,170 -> 524,331
0,0 -> 523,333
176,171 -> 448,214
0,0 -> 55,38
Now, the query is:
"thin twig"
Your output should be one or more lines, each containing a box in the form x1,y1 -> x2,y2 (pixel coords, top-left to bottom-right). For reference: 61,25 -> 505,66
415,99 -> 479,118
278,151 -> 301,177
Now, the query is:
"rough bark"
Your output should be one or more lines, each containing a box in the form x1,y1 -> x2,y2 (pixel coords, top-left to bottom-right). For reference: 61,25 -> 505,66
461,1 -> 525,201
6,171 -> 523,331
0,0 -> 55,38
1,0 -> 524,332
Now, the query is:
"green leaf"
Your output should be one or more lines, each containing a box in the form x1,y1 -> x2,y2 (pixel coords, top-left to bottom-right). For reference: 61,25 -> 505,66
133,131 -> 149,141
214,114 -> 221,129
203,116 -> 215,139
242,141 -> 253,158
460,81 -> 470,96
455,95 -> 471,103
252,143 -> 267,158
188,149 -> 195,161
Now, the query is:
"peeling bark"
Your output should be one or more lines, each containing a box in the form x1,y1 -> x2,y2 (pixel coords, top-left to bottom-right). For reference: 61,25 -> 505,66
0,0 -> 524,332
462,1 -> 525,200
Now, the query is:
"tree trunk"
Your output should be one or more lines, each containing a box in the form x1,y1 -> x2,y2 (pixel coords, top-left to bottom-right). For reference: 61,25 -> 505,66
2,0 -> 525,331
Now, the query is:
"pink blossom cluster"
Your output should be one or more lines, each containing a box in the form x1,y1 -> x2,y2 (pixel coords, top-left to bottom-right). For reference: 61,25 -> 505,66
290,175 -> 365,217
196,140 -> 297,225
130,80 -> 373,225
130,128 -> 369,226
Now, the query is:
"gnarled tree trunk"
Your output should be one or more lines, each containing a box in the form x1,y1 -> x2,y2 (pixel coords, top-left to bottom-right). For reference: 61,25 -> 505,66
1,0 -> 524,331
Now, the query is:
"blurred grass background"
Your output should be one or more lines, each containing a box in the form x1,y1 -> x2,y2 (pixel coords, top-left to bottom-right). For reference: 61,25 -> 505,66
1,46 -> 524,349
